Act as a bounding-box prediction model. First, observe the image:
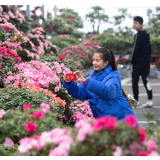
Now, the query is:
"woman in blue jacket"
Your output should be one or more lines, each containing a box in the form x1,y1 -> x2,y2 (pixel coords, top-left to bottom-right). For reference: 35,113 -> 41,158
63,47 -> 138,122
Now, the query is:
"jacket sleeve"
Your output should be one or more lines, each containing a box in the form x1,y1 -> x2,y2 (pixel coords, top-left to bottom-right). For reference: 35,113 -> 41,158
84,77 -> 119,99
63,80 -> 92,100
130,33 -> 141,65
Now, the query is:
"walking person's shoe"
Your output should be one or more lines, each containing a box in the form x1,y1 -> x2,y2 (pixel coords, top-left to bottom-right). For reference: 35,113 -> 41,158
141,101 -> 153,108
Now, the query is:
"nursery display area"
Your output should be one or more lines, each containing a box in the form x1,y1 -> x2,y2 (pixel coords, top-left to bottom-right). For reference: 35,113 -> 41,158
0,5 -> 160,156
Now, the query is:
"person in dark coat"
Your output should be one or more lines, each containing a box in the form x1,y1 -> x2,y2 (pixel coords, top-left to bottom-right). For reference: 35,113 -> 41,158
63,47 -> 138,124
130,16 -> 153,107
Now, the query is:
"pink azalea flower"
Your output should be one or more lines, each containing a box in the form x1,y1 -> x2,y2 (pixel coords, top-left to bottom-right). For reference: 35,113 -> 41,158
40,103 -> 50,112
113,146 -> 122,156
24,121 -> 37,134
3,138 -> 14,148
30,111 -> 45,119
144,140 -> 158,152
124,115 -> 137,128
148,151 -> 160,156
0,109 -> 5,118
93,116 -> 117,131
23,104 -> 31,111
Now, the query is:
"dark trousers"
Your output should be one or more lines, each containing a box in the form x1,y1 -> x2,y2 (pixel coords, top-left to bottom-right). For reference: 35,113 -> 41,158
132,63 -> 153,101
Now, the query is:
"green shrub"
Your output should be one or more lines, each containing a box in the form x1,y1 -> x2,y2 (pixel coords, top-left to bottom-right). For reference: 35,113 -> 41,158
0,86 -> 54,111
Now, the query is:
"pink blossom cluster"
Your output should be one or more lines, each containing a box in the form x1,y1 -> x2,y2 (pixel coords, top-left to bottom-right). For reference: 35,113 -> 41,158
22,103 -> 50,134
49,61 -> 72,75
75,120 -> 94,142
3,137 -> 14,148
22,27 -> 56,59
5,60 -> 62,91
69,100 -> 94,122
0,6 -> 25,24
59,37 -> 100,68
18,128 -> 73,156
74,115 -> 160,156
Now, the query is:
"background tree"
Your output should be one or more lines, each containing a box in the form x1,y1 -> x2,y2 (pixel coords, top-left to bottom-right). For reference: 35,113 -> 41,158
111,8 -> 134,38
145,7 -> 160,37
44,8 -> 84,37
86,6 -> 109,34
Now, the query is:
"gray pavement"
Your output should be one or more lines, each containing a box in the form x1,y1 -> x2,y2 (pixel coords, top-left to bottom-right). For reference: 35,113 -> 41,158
122,76 -> 160,127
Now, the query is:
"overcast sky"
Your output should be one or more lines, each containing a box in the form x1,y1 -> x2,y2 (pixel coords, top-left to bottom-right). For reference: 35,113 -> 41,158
21,5 -> 160,32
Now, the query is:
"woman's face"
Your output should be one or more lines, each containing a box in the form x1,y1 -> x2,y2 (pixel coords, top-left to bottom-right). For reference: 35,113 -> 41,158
92,53 -> 109,71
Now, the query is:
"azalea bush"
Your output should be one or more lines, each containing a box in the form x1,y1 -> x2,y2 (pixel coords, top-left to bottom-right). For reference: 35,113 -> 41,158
59,35 -> 100,69
39,54 -> 80,73
0,5 -> 29,32
50,34 -> 79,49
69,116 -> 159,156
0,84 -> 66,111
0,47 -> 20,87
16,115 -> 159,156
144,113 -> 160,153
4,60 -> 63,92
0,105 -> 63,144
61,100 -> 94,125
0,23 -> 23,87
18,27 -> 57,62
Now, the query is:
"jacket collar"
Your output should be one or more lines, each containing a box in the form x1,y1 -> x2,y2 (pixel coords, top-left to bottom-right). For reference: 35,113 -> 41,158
91,65 -> 112,81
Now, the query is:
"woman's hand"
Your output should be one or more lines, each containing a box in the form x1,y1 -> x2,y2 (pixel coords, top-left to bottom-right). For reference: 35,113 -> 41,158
64,74 -> 71,82
74,71 -> 86,84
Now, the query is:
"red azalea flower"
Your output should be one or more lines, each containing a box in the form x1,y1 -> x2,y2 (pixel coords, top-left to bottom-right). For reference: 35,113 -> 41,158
31,9 -> 36,13
6,28 -> 12,33
24,121 -> 37,134
59,56 -> 65,61
138,151 -> 148,156
138,127 -> 147,143
69,17 -> 74,21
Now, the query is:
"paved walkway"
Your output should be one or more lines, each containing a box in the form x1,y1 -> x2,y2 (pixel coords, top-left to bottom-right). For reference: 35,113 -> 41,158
122,76 -> 160,127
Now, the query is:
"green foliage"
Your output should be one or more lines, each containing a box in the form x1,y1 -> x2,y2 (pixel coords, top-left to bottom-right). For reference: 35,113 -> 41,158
150,36 -> 160,55
50,34 -> 79,49
0,86 -> 54,111
0,143 -> 18,156
144,113 -> 160,153
97,32 -> 133,55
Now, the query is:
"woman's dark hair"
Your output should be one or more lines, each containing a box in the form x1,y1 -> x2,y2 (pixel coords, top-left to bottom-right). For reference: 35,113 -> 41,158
95,47 -> 133,108
95,47 -> 118,71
